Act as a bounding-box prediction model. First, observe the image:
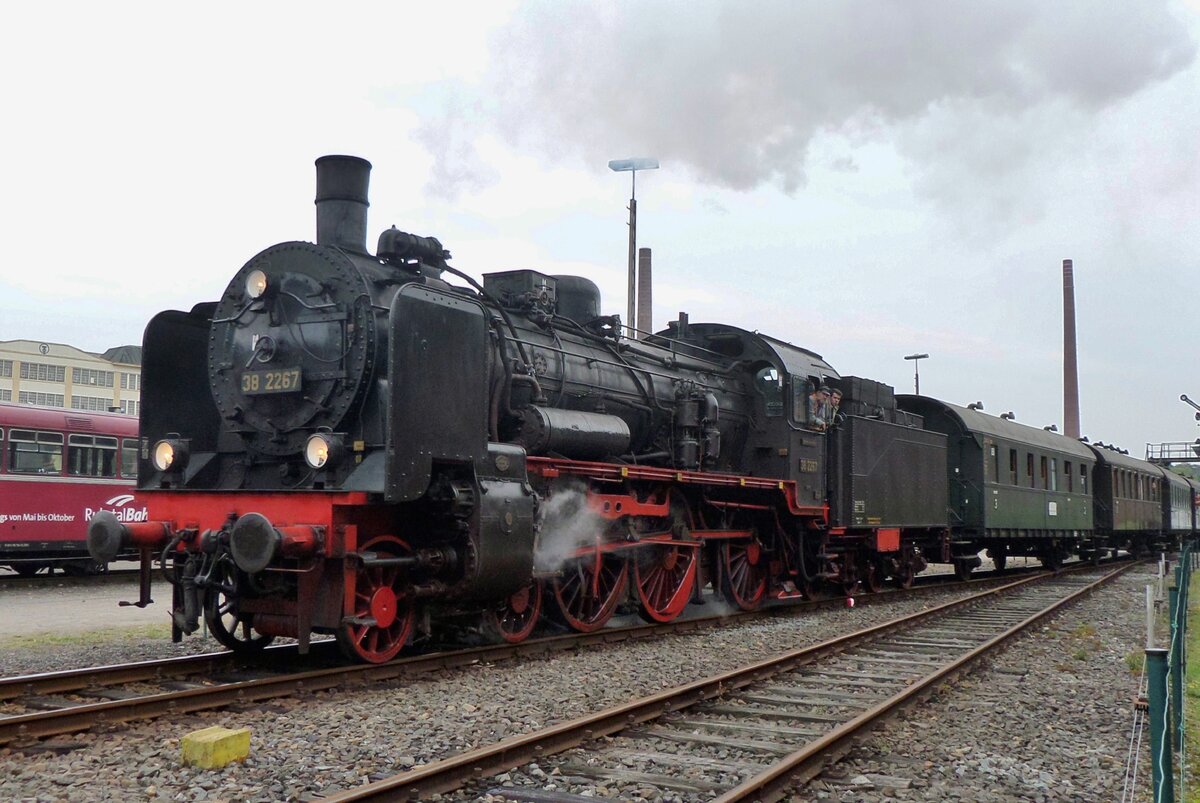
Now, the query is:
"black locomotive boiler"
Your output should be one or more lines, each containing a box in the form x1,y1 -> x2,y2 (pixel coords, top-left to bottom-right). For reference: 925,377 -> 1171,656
87,156 -> 1195,662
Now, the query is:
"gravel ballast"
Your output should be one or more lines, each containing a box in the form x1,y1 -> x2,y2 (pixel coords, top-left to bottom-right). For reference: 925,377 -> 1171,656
0,563 -> 1155,802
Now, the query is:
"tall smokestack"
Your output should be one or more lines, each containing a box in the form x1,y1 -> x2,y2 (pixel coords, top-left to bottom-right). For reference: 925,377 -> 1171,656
315,155 -> 372,253
1063,259 -> 1081,439
637,247 -> 653,336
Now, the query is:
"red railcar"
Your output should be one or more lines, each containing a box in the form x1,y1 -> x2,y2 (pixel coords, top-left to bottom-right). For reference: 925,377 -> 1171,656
0,403 -> 140,575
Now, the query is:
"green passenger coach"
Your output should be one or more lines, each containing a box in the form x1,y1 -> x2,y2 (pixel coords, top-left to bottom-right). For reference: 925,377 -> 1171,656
897,397 -> 1096,568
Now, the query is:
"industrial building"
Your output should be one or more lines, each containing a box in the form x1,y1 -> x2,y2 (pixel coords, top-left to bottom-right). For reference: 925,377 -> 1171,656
0,340 -> 141,416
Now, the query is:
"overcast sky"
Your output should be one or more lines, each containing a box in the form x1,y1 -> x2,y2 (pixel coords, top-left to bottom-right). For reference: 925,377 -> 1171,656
1,1 -> 1197,455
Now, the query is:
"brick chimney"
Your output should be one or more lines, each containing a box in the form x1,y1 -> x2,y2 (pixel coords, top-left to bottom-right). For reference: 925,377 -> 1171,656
1063,259 -> 1081,439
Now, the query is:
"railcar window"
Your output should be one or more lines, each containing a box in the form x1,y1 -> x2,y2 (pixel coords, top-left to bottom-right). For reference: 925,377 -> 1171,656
1065,461 -> 1073,492
1080,464 -> 1088,494
120,438 -> 138,478
1009,449 -> 1018,485
755,367 -> 783,418
1049,458 -> 1058,491
1026,453 -> 1035,488
8,429 -> 64,473
990,445 -> 999,483
68,434 -> 118,477
1040,456 -> 1048,490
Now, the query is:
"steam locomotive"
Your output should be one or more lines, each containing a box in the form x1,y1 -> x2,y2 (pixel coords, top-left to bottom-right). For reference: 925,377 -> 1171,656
87,156 -> 1196,662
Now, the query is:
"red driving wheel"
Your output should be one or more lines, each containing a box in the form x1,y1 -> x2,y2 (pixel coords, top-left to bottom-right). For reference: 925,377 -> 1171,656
337,535 -> 416,663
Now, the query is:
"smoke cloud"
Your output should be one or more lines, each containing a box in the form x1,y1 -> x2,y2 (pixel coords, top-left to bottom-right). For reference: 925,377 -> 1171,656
533,482 -> 609,573
482,1 -> 1195,197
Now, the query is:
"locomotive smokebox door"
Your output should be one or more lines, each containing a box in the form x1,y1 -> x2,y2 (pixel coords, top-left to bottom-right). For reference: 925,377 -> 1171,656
386,285 -> 489,502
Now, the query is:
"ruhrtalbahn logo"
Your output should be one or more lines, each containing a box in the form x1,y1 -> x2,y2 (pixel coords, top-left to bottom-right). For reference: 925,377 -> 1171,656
85,494 -> 148,523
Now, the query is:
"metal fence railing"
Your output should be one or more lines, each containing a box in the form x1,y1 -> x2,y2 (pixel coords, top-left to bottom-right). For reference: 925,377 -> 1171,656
1122,543 -> 1196,803
1144,543 -> 1193,803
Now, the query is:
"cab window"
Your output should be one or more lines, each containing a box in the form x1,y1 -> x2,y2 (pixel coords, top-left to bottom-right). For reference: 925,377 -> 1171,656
791,375 -> 811,424
756,367 -> 783,418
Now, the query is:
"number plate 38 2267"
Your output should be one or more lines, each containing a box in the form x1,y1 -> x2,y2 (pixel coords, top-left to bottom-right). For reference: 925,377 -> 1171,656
241,368 -> 302,394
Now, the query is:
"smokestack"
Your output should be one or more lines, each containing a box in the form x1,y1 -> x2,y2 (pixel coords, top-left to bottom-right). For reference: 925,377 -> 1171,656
315,155 -> 372,253
1062,259 -> 1081,439
637,247 -> 653,336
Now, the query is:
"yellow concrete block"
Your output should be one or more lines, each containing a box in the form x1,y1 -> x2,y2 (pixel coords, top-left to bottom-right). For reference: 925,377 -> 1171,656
180,725 -> 251,769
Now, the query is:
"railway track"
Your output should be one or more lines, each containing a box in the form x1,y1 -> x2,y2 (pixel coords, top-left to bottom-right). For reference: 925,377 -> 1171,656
317,560 -> 1136,802
0,562 -> 1048,747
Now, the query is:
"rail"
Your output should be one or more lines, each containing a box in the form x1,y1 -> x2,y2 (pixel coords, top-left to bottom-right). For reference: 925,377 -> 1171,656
0,565 -> 1031,746
321,560 -> 1135,802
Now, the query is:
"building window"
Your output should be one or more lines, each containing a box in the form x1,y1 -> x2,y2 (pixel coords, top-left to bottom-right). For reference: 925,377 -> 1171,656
18,391 -> 64,407
8,429 -> 64,473
119,399 -> 139,417
71,395 -> 112,412
0,359 -> 11,378
72,367 -> 114,388
19,362 -> 66,383
121,438 -> 138,478
120,373 -> 141,391
68,434 -> 118,477
0,389 -> 10,402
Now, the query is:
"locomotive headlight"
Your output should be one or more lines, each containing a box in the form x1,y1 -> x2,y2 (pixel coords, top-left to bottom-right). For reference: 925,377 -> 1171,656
304,433 -> 344,470
152,438 -> 190,472
245,269 -> 269,299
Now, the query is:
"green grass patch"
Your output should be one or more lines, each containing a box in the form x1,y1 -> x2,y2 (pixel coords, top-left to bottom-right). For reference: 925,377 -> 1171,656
1183,567 -> 1200,802
0,622 -> 171,650
1127,650 -> 1146,674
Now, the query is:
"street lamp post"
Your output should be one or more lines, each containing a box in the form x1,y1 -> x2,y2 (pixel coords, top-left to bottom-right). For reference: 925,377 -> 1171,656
904,353 -> 929,395
608,157 -> 659,338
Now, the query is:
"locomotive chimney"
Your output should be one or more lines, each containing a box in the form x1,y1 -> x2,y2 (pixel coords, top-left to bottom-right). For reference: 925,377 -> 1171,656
1062,258 -> 1081,439
636,247 -> 653,336
315,155 -> 372,254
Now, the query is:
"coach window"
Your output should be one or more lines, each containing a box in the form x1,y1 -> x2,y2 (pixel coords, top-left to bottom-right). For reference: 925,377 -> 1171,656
1026,453 -> 1035,488
989,445 -> 999,483
1080,464 -> 1088,494
1064,462 -> 1073,492
8,429 -> 64,473
121,438 -> 138,479
1049,457 -> 1058,491
1039,456 -> 1048,490
1009,449 -> 1018,485
68,434 -> 117,478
